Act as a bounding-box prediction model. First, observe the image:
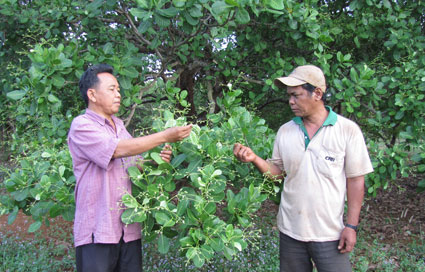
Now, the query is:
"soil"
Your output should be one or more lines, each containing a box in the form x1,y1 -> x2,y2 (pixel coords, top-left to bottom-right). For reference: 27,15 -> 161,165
360,174 -> 425,244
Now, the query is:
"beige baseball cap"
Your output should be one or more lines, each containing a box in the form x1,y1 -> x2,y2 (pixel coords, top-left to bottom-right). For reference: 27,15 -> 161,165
274,65 -> 327,92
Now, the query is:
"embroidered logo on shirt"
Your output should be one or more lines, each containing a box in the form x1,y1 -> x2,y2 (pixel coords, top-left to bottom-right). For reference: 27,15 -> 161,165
325,156 -> 335,162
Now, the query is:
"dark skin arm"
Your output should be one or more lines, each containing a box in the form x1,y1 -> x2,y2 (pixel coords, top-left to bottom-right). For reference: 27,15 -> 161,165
338,175 -> 365,253
233,143 -> 284,180
113,125 -> 192,159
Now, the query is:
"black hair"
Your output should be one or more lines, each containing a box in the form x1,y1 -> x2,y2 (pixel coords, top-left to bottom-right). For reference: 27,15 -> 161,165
301,83 -> 326,102
79,64 -> 114,106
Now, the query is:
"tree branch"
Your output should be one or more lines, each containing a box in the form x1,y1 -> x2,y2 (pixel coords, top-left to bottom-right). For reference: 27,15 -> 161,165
124,80 -> 156,127
240,74 -> 264,85
258,98 -> 288,110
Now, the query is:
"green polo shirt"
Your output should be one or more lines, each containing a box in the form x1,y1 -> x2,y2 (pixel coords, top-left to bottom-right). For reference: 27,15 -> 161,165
293,106 -> 338,149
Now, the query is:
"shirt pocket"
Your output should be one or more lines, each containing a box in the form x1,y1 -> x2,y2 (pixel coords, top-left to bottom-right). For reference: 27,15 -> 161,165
310,146 -> 345,179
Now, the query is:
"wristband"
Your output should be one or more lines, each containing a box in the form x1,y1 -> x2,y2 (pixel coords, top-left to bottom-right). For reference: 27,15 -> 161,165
345,224 -> 358,231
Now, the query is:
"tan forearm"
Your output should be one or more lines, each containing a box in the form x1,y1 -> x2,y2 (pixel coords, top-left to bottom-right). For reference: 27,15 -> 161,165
252,156 -> 284,180
113,131 -> 167,158
346,175 -> 365,225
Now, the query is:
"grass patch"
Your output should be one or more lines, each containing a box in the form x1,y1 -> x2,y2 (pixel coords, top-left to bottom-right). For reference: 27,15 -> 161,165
352,232 -> 425,272
0,231 -> 75,272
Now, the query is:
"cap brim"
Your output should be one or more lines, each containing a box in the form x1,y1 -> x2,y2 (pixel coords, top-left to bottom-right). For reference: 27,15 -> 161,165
274,76 -> 306,89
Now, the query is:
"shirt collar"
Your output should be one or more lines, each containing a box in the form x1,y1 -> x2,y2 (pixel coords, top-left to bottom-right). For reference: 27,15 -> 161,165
85,109 -> 122,130
293,106 -> 337,127
85,109 -> 106,126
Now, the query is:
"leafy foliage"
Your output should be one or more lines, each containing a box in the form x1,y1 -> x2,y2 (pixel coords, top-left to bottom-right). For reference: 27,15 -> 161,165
2,142 -> 75,232
120,90 -> 277,267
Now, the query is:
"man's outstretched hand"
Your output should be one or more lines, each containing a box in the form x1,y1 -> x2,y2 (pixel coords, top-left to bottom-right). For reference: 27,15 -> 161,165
233,143 -> 257,163
163,125 -> 193,143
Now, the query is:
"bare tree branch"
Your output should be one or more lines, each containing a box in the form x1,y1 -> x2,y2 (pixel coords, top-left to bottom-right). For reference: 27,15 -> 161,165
258,98 -> 287,110
240,74 -> 265,85
124,80 -> 157,127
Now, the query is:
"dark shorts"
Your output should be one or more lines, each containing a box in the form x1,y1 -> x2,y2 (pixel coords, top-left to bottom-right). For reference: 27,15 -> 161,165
76,236 -> 142,272
279,232 -> 352,272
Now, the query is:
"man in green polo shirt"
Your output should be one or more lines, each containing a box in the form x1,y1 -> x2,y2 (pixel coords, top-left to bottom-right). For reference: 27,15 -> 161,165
233,65 -> 373,272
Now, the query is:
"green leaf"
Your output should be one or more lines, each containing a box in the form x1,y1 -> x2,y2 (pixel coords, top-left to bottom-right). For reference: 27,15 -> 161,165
179,236 -> 194,247
8,207 -> 18,225
48,94 -> 60,103
13,188 -> 29,202
158,234 -> 170,254
399,131 -> 413,139
134,211 -> 147,222
189,131 -> 199,146
235,8 -> 250,24
154,13 -> 170,28
157,7 -> 178,18
138,20 -> 152,34
87,0 -> 103,11
128,166 -> 141,178
189,5 -> 203,17
171,153 -> 186,168
395,111 -> 404,120
155,211 -> 171,225
28,221 -> 42,233
223,246 -> 235,260
354,36 -> 360,48
225,0 -> 239,7
350,68 -> 359,82
177,199 -> 189,216
383,0 -> 392,9
187,158 -> 202,174
237,215 -> 250,227
211,1 -> 230,15
147,184 -> 159,194
172,0 -> 186,8
136,0 -> 149,8
119,77 -> 132,90
204,202 -> 216,214
164,180 -> 176,192
181,11 -> 198,26
122,194 -> 139,208
52,75 -> 65,88
210,237 -> 224,252
121,208 -> 135,224
130,8 -> 149,19
193,253 -> 205,268
233,241 -> 242,251
121,67 -> 139,78
288,19 -> 298,30
103,42 -> 114,55
151,152 -> 164,164
58,165 -> 66,177
7,90 -> 26,100
225,224 -> 234,238
268,0 -> 284,10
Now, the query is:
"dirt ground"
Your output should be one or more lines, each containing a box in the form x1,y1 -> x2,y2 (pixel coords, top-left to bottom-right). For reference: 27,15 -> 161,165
360,174 -> 425,245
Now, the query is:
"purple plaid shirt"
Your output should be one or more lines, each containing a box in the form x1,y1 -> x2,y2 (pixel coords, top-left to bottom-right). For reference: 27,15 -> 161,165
68,109 -> 141,247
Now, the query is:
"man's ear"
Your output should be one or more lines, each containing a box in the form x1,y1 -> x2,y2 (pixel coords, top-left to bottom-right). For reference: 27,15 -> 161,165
87,88 -> 97,103
313,88 -> 323,100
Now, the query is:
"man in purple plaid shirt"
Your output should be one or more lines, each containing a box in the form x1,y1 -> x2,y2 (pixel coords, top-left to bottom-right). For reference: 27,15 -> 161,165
68,64 -> 192,271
